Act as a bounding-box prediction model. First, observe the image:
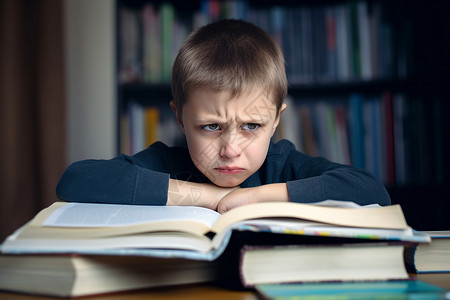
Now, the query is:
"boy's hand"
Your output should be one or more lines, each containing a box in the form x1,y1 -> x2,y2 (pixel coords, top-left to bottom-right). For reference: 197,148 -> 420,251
216,187 -> 256,213
167,179 -> 237,210
217,183 -> 289,214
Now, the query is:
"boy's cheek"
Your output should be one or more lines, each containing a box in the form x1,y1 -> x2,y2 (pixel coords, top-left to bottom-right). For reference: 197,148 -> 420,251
188,138 -> 220,167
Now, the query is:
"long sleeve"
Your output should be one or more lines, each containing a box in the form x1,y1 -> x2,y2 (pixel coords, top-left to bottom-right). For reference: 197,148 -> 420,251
264,140 -> 391,206
55,142 -> 196,205
286,161 -> 391,206
56,155 -> 170,205
57,140 -> 391,207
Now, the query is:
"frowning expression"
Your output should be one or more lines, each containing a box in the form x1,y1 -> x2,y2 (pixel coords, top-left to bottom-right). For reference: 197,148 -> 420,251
172,87 -> 285,187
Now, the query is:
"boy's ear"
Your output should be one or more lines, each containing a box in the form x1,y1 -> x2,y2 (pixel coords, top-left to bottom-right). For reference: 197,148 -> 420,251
170,101 -> 185,133
271,102 -> 287,136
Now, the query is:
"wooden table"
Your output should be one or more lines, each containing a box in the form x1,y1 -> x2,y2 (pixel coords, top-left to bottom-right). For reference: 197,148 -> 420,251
1,273 -> 449,300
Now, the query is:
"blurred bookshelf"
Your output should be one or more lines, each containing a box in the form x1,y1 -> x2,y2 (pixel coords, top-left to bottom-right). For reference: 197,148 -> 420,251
115,0 -> 450,230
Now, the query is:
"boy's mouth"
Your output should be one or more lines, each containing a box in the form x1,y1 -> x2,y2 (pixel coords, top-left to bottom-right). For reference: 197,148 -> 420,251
214,166 -> 245,174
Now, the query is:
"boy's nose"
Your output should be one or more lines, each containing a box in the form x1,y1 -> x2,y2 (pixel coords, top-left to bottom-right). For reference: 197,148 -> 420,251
219,133 -> 242,159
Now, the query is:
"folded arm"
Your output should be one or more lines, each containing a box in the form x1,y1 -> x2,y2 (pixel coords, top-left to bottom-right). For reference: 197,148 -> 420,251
56,155 -> 235,210
167,179 -> 236,210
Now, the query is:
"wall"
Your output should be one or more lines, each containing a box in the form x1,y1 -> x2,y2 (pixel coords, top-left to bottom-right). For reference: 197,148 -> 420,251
64,0 -> 116,164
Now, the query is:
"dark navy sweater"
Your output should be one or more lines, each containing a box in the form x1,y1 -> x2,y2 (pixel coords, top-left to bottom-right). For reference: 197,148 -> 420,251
56,140 -> 391,207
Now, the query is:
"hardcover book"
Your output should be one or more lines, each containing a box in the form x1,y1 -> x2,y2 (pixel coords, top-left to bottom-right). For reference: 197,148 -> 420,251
255,280 -> 447,300
0,254 -> 215,297
405,230 -> 450,273
240,243 -> 409,286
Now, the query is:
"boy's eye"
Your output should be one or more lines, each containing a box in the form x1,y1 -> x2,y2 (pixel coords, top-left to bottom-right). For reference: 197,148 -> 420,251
242,123 -> 260,131
202,124 -> 221,132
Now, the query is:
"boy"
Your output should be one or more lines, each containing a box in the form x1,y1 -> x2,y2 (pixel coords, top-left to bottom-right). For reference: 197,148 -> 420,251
57,19 -> 390,213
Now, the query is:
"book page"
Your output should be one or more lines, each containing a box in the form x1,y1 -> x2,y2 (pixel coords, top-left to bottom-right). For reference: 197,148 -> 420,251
211,202 -> 409,234
43,203 -> 220,228
311,199 -> 381,208
3,232 -> 214,253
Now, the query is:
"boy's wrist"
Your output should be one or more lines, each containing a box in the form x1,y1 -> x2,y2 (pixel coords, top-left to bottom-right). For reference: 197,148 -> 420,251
167,179 -> 237,210
251,183 -> 289,203
216,183 -> 289,213
203,184 -> 238,210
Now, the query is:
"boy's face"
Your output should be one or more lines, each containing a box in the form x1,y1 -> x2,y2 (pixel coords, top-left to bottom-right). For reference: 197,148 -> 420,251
171,87 -> 286,188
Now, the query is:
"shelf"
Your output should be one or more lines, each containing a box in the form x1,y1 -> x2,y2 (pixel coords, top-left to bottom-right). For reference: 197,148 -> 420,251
116,0 -> 450,220
119,75 -> 450,100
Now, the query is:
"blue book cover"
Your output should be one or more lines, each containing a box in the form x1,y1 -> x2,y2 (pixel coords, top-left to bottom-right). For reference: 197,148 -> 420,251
349,94 -> 365,169
256,280 -> 448,300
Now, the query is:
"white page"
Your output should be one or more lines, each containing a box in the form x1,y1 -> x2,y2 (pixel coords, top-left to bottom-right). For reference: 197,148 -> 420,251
312,199 -> 381,208
43,203 -> 220,228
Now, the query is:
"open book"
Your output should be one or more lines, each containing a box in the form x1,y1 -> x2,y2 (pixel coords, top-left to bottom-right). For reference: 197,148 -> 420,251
0,201 -> 429,261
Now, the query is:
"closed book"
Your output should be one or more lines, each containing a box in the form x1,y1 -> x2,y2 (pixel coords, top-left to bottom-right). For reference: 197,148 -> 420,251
405,231 -> 450,273
129,101 -> 145,154
144,106 -> 160,147
313,102 -> 334,161
357,1 -> 372,80
255,280 -> 447,300
335,105 -> 351,165
383,91 -> 396,185
119,8 -> 141,83
160,2 -> 174,82
0,254 -> 215,298
298,105 -> 318,157
239,243 -> 410,287
142,3 -> 161,83
349,94 -> 365,169
335,3 -> 352,81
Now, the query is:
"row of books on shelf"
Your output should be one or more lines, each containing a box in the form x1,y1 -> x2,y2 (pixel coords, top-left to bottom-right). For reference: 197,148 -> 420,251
119,101 -> 185,155
119,0 -> 401,84
120,91 -> 445,186
278,92 -> 446,186
1,200 -> 449,297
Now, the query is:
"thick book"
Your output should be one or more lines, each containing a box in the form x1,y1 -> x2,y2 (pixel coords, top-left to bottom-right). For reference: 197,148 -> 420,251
255,280 -> 447,300
240,243 -> 409,287
405,230 -> 450,273
0,254 -> 215,298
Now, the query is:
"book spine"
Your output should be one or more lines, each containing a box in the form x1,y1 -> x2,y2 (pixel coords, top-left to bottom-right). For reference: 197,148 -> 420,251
161,3 -> 174,82
349,94 -> 365,169
144,107 -> 160,148
349,1 -> 361,79
129,101 -> 145,155
403,242 -> 419,273
383,92 -> 396,185
298,105 -> 318,157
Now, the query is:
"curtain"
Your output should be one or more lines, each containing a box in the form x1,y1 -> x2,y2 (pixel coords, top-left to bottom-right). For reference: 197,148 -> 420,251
0,0 -> 66,241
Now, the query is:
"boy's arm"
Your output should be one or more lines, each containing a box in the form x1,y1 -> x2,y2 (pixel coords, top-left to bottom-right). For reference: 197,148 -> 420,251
56,157 -> 236,209
167,179 -> 237,210
217,183 -> 288,213
56,157 -> 170,205
217,140 -> 391,213
264,140 -> 391,208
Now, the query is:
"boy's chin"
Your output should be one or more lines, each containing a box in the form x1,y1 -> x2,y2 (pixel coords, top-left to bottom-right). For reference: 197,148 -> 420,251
215,182 -> 240,188
209,177 -> 245,188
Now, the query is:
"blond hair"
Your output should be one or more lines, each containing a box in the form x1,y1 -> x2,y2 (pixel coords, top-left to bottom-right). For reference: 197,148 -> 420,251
171,19 -> 287,115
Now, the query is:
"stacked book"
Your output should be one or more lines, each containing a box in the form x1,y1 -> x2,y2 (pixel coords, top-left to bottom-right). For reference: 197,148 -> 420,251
0,200 -> 432,297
